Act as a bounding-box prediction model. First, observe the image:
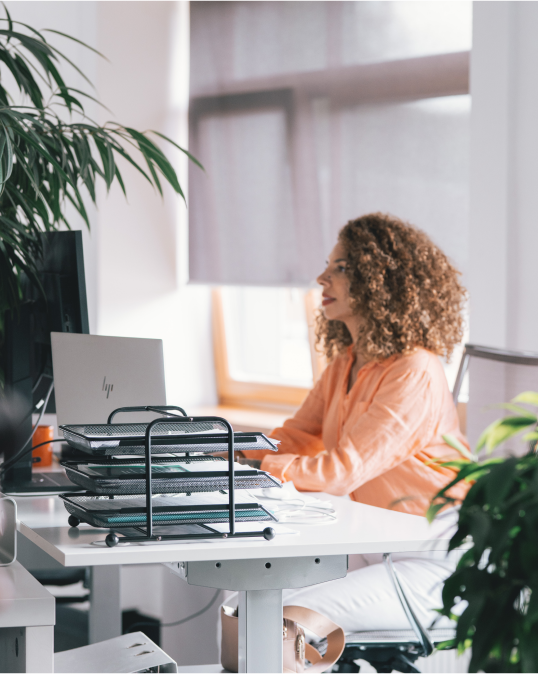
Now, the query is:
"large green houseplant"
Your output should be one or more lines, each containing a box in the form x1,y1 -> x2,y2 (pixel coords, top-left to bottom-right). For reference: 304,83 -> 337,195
429,392 -> 538,673
0,7 -> 201,368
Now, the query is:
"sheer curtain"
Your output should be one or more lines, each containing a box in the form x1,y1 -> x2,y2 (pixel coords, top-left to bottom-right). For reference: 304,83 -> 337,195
189,1 -> 472,285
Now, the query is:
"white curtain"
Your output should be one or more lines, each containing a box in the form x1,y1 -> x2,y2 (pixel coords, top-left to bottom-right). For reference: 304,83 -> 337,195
188,1 -> 472,285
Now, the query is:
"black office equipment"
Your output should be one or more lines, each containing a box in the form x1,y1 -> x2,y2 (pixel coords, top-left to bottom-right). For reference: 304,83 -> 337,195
60,493 -> 275,528
60,424 -> 276,456
62,457 -> 281,494
1,231 -> 89,490
61,406 -> 280,547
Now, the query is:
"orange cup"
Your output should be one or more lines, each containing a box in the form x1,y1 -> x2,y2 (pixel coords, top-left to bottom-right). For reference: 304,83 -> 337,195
32,425 -> 54,468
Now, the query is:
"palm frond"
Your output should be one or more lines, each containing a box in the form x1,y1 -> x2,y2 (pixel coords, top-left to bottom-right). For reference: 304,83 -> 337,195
0,5 -> 203,364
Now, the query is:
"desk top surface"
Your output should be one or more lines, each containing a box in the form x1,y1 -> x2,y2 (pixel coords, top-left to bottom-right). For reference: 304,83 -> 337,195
15,493 -> 455,567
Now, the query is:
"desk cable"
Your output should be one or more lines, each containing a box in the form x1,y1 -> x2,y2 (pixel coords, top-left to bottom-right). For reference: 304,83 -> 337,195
126,588 -> 221,633
0,438 -> 64,476
1,381 -> 56,476
248,493 -> 338,524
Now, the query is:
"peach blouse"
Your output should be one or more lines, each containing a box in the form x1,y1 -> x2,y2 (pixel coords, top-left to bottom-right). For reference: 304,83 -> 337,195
259,348 -> 468,516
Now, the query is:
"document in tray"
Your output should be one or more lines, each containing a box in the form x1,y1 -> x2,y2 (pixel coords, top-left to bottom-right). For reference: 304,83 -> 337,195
76,461 -> 258,478
61,491 -> 278,527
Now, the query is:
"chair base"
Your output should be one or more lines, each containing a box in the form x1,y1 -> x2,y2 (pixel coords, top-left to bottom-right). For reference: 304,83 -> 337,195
334,645 -> 421,673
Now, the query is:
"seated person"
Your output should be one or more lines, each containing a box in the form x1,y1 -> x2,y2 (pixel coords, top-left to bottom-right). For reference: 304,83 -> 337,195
240,212 -> 468,633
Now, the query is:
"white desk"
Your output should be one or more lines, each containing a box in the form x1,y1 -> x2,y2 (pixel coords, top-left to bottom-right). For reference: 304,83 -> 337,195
16,494 -> 452,672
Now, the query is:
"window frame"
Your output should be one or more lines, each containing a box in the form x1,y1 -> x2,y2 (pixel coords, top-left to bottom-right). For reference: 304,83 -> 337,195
212,287 -> 325,408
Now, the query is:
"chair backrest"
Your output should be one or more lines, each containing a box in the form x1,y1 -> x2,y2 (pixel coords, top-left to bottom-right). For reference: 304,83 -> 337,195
453,344 -> 538,457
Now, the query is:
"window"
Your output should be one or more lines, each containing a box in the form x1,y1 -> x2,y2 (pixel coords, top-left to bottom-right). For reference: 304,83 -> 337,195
212,287 -> 324,408
213,287 -> 468,421
188,1 -> 472,286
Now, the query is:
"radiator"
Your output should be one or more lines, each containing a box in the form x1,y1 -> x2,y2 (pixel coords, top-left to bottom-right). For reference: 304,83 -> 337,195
417,648 -> 471,673
356,648 -> 471,673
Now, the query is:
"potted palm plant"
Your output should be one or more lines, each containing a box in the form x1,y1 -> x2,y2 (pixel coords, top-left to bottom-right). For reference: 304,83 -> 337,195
429,392 -> 538,672
0,6 -> 201,374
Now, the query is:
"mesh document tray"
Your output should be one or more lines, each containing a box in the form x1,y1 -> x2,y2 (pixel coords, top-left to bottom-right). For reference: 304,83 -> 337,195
60,493 -> 276,528
60,422 -> 278,456
62,459 -> 282,495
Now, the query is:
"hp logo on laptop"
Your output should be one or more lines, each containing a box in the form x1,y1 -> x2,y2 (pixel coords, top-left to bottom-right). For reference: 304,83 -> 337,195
102,377 -> 114,398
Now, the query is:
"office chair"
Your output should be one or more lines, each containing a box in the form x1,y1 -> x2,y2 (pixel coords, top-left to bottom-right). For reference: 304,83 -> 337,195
332,343 -> 538,673
452,343 -> 538,457
328,554 -> 453,673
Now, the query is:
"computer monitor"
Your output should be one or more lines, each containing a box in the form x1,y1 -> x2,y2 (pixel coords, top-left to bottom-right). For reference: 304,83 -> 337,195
51,333 -> 166,426
1,231 -> 89,488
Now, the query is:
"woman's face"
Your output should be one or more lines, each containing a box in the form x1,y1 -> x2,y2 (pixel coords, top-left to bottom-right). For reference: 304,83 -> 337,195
316,242 -> 355,323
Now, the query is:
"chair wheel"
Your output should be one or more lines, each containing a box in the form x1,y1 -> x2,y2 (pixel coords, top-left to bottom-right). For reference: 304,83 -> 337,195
263,527 -> 276,541
68,515 -> 80,528
105,533 -> 120,548
334,662 -> 360,673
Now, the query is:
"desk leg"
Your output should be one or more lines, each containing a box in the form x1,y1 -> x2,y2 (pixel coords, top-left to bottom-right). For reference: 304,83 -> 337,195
25,626 -> 54,673
238,589 -> 282,674
167,554 -> 347,674
89,565 -> 121,644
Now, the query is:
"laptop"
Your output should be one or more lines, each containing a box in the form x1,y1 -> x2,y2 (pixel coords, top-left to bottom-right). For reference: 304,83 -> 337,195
51,333 -> 167,426
12,334 -> 167,494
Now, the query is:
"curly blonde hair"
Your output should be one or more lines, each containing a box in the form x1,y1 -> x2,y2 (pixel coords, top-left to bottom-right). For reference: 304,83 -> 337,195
316,213 -> 467,362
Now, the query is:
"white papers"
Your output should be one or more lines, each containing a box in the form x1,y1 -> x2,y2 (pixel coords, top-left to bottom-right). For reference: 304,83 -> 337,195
246,482 -> 337,524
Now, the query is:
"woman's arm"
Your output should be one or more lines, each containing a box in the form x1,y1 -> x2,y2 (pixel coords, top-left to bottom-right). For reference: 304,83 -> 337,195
241,368 -> 329,462
261,362 -> 437,495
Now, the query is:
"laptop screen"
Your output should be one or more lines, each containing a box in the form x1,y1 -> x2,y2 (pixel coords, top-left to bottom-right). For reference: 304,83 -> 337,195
51,333 -> 167,426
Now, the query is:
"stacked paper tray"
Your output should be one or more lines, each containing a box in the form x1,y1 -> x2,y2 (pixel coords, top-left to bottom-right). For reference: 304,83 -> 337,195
62,457 -> 282,495
60,492 -> 276,528
60,422 -> 278,456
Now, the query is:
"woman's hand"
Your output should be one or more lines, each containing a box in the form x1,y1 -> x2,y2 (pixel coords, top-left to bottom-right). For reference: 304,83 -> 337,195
237,458 -> 262,469
212,451 -> 245,460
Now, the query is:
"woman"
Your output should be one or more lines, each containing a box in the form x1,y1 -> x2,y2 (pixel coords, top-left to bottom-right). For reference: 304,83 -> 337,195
241,212 -> 468,632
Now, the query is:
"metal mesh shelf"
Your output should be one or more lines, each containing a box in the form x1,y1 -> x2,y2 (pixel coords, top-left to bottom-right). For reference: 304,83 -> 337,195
59,409 -> 279,546
60,423 -> 278,456
60,493 -> 276,528
63,460 -> 282,495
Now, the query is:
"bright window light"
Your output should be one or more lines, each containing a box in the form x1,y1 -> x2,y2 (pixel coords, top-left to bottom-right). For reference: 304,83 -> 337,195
220,287 -> 313,388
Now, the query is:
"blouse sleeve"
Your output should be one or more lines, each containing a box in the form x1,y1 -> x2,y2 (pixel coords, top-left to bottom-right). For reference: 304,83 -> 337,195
261,361 -> 436,495
241,368 -> 328,462
270,375 -> 326,452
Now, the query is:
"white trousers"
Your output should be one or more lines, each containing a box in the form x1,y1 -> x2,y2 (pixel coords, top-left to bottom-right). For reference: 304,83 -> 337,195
220,550 -> 459,645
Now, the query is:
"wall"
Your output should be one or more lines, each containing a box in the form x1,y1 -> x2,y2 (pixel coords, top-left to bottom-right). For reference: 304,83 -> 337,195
469,2 -> 538,352
95,1 -> 216,409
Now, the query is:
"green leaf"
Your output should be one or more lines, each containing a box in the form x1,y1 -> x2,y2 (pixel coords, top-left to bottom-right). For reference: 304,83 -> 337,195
497,403 -> 538,418
513,391 -> 538,407
442,433 -> 476,461
477,416 -> 537,452
485,457 -> 518,508
41,29 -> 108,60
0,12 -> 200,372
426,501 -> 446,523
150,130 -> 205,171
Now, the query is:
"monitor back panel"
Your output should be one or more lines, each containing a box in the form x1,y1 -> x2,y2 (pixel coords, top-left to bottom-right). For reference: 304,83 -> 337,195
51,333 -> 166,426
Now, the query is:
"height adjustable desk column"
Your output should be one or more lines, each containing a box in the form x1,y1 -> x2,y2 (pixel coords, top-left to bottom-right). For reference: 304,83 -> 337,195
169,555 -> 347,672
